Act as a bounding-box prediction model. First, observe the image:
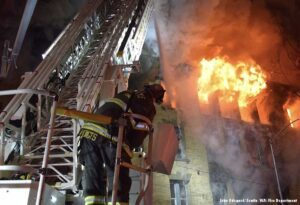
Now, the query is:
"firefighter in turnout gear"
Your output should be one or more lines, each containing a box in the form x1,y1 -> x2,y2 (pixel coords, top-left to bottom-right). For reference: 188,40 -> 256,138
78,84 -> 165,205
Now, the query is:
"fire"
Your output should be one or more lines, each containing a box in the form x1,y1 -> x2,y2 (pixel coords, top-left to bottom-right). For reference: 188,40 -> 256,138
161,81 -> 177,109
284,98 -> 300,128
286,109 -> 294,128
197,57 -> 266,107
170,100 -> 177,109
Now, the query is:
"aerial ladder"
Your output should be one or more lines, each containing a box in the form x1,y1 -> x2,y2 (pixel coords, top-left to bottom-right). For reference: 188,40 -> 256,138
0,0 -> 163,204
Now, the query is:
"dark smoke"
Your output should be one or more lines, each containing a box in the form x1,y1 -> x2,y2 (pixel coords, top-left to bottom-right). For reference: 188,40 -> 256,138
128,17 -> 161,90
128,39 -> 160,90
154,0 -> 300,201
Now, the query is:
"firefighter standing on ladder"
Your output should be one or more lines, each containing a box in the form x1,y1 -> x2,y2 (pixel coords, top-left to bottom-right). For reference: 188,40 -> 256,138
78,84 -> 166,205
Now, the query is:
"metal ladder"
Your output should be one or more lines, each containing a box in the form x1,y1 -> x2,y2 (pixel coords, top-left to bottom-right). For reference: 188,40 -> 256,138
0,0 -> 153,204
56,108 -> 154,205
21,0 -> 140,192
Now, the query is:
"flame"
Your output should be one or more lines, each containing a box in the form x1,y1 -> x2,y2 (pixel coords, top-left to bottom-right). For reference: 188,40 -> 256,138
161,81 -> 177,109
286,109 -> 294,128
284,98 -> 300,128
171,100 -> 177,109
197,57 -> 266,107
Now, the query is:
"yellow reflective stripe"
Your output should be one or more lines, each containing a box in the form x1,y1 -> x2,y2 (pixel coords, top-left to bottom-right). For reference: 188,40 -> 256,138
82,123 -> 133,157
106,98 -> 127,111
85,196 -> 94,201
105,97 -> 133,112
85,195 -> 103,201
85,202 -> 105,205
85,195 -> 106,205
83,123 -> 110,138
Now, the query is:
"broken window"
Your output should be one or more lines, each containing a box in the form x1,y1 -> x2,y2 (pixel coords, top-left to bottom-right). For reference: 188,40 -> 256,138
174,125 -> 187,161
170,179 -> 189,205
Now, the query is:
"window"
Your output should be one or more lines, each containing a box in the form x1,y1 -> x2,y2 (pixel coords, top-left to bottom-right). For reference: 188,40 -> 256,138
174,125 -> 187,161
170,180 -> 189,205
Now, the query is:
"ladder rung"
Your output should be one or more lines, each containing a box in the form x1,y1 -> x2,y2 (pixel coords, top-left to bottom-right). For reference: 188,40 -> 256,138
24,153 -> 73,159
28,163 -> 74,167
39,128 -> 73,132
41,135 -> 74,139
0,165 -> 38,173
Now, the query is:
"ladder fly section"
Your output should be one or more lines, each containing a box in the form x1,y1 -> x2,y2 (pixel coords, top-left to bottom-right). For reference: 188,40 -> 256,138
58,0 -> 135,110
0,0 -> 153,200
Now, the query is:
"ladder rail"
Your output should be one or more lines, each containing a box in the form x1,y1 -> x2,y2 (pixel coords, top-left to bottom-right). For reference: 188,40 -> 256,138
56,108 -> 154,205
0,0 -> 105,124
77,0 -> 140,111
0,1 -> 154,204
0,1 -> 113,187
0,89 -> 57,164
0,89 -> 58,205
36,99 -> 58,205
112,113 -> 153,205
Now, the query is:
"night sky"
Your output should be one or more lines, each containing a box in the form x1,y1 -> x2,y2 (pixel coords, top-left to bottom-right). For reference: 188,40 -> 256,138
0,0 -> 85,82
0,0 -> 85,108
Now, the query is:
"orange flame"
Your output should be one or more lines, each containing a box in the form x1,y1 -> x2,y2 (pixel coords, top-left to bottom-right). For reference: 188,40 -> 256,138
197,57 -> 266,107
286,109 -> 294,128
161,81 -> 177,109
284,98 -> 300,128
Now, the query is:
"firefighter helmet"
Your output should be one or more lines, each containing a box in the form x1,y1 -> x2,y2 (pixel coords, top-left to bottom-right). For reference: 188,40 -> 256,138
144,83 -> 166,104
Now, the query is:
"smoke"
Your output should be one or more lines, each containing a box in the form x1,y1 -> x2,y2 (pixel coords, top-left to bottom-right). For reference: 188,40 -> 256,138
128,40 -> 160,90
154,0 -> 300,200
155,0 -> 286,68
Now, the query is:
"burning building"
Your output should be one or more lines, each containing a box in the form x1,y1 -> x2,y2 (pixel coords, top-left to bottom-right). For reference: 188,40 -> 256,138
152,0 -> 300,204
1,0 -> 300,204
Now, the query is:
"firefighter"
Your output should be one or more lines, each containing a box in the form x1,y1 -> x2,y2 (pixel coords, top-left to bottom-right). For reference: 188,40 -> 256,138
78,84 -> 165,205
